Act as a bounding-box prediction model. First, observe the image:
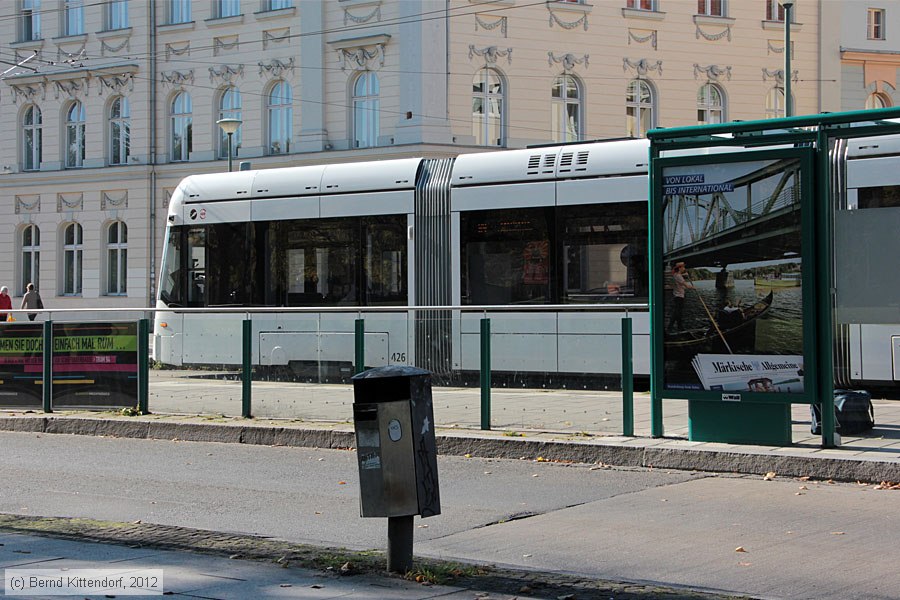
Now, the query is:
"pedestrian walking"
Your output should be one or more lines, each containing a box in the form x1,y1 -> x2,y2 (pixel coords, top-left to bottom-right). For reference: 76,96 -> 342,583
21,283 -> 43,321
0,286 -> 11,322
667,262 -> 693,333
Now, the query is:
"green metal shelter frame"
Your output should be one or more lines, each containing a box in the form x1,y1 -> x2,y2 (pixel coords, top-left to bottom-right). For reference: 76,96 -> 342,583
648,107 -> 900,448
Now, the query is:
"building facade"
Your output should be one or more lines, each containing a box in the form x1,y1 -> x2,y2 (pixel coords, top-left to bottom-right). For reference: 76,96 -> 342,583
0,0 -> 822,311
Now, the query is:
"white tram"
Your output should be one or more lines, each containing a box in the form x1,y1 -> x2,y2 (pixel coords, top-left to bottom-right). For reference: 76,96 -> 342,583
153,136 -> 900,389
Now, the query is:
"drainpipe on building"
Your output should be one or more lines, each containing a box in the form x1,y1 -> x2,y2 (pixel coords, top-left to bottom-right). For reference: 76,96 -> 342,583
148,1 -> 158,307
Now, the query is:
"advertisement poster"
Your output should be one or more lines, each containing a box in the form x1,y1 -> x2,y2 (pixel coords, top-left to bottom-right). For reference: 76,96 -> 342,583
0,322 -> 138,409
661,157 -> 805,393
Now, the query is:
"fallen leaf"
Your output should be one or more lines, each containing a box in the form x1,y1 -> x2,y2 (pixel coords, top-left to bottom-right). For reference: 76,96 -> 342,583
523,553 -> 533,558
340,562 -> 353,574
536,456 -> 548,462
738,561 -> 752,567
826,479 -> 835,484
735,546 -> 747,553
417,524 -> 429,529
484,471 -> 492,475
831,531 -> 845,535
133,520 -> 142,524
464,453 -> 472,458
532,474 -> 539,478
763,472 -> 776,481
795,492 -> 804,496
798,476 -> 811,481
661,499 -> 668,502
338,481 -> 346,485
799,485 -> 808,490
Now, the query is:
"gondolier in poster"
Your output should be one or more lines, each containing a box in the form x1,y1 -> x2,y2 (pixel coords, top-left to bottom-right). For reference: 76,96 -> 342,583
667,261 -> 693,332
660,155 -> 806,394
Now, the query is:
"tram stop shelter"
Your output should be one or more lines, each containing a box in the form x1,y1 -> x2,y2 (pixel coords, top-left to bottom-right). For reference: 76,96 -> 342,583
647,108 -> 900,448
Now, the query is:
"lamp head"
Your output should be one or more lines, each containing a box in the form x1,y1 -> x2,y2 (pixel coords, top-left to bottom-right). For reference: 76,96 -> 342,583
780,0 -> 794,8
216,118 -> 242,135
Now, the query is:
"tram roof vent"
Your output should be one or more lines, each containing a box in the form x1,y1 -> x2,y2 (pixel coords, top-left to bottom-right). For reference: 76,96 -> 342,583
542,153 -> 556,171
527,154 -> 541,174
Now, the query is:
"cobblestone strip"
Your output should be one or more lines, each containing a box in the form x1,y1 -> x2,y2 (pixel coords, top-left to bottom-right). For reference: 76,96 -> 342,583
0,514 -> 750,600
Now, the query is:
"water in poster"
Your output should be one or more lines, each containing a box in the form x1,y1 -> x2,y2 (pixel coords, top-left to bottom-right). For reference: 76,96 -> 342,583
661,157 -> 805,392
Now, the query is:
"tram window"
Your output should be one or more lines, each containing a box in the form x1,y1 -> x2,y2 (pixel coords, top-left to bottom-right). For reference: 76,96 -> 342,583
159,227 -> 184,307
278,219 -> 359,306
560,202 -> 647,303
206,222 -> 253,306
186,227 -> 206,307
461,208 -> 552,305
364,216 -> 407,305
858,186 -> 900,209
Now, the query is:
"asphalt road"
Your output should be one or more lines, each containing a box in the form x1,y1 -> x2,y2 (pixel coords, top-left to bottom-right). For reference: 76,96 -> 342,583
1,431 -> 899,599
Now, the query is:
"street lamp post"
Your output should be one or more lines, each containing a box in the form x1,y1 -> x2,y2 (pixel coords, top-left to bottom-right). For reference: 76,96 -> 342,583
216,118 -> 242,172
781,0 -> 794,117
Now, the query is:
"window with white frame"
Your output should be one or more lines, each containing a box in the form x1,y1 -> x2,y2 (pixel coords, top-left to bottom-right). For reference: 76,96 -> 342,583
765,86 -> 786,118
109,96 -> 130,165
106,0 -> 128,29
266,0 -> 293,10
63,0 -> 83,35
216,0 -> 240,18
21,225 -> 40,295
63,223 -> 83,296
267,81 -> 292,154
217,87 -> 242,159
472,68 -> 505,147
766,0 -> 785,21
20,0 -> 41,41
697,83 -> 725,124
353,72 -> 380,148
168,0 -> 190,24
626,79 -> 654,138
697,0 -> 723,17
22,105 -> 42,171
171,92 -> 192,161
106,221 -> 127,295
868,8 -> 885,40
627,0 -> 655,10
866,92 -> 891,109
65,101 -> 86,168
551,74 -> 582,143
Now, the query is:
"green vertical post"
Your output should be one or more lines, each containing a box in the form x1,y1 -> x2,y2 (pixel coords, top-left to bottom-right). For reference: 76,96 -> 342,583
42,320 -> 52,413
649,144 -> 664,438
138,318 -> 150,414
817,129 -> 836,447
355,318 -> 365,375
480,317 -> 491,431
242,318 -> 252,418
621,316 -> 634,437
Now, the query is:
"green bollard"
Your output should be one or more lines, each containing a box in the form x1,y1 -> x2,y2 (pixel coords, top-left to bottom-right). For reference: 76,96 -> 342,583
42,320 -> 52,413
621,316 -> 634,437
242,319 -> 252,418
138,318 -> 150,414
480,317 -> 491,431
355,318 -> 365,375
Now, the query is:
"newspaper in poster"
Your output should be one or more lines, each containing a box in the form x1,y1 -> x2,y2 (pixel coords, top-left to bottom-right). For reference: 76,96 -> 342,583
690,354 -> 804,393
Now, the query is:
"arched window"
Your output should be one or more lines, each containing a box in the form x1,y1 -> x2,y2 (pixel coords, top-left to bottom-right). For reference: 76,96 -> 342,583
697,83 -> 725,125
353,72 -> 380,148
267,81 -> 292,154
106,221 -> 127,295
63,222 -> 83,296
626,79 -> 654,138
109,96 -> 130,165
21,224 -> 40,295
472,68 -> 504,146
552,74 -> 582,143
865,92 -> 892,110
171,92 -> 192,161
22,105 -> 42,171
765,87 -> 786,119
217,86 -> 242,159
65,101 -> 86,168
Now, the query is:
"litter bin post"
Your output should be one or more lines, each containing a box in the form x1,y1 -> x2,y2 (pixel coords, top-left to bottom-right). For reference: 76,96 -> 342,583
351,366 -> 441,574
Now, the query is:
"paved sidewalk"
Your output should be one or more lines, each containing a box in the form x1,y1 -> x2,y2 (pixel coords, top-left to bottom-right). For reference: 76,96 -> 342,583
0,515 -> 747,600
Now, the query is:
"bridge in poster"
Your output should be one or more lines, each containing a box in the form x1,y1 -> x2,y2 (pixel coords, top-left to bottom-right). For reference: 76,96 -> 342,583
662,157 -> 802,268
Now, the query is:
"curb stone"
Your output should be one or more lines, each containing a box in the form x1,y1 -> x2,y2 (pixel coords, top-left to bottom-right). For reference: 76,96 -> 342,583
0,414 -> 898,483
0,514 -> 752,600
